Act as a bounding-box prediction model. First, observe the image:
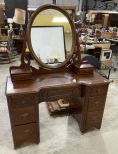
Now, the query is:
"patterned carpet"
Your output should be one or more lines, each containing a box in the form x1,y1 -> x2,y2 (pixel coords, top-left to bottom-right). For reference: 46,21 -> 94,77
0,58 -> 118,154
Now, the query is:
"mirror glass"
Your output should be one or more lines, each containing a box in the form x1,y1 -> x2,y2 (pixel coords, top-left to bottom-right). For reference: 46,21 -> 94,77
31,8 -> 73,66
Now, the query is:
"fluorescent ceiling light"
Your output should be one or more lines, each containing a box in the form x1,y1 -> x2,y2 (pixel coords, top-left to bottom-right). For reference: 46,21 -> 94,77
52,17 -> 68,23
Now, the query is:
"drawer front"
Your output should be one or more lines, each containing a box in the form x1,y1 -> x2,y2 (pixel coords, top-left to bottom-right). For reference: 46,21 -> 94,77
48,87 -> 79,96
40,87 -> 80,101
14,123 -> 38,147
88,96 -> 106,111
89,86 -> 108,96
86,111 -> 103,129
13,106 -> 37,125
11,94 -> 36,108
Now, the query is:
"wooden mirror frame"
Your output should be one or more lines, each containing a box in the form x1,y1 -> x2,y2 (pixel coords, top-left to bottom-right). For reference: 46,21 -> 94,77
27,4 -> 76,69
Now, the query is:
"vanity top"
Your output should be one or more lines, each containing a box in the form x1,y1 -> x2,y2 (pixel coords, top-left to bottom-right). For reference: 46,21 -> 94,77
6,71 -> 109,96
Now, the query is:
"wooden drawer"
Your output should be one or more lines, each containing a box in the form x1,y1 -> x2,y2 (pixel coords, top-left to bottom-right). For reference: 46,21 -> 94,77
12,106 -> 37,125
89,86 -> 107,96
88,96 -> 106,111
14,123 -> 38,147
40,87 -> 80,101
48,87 -> 80,97
11,94 -> 35,108
86,111 -> 103,129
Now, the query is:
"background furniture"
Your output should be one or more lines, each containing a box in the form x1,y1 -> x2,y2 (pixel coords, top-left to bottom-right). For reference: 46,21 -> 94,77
102,32 -> 117,39
13,36 -> 24,54
0,30 -> 14,63
28,5 -> 76,21
82,55 -> 113,79
93,42 -> 113,68
0,8 -> 5,28
0,40 -> 11,63
87,10 -> 118,27
0,27 -> 24,63
87,46 -> 101,60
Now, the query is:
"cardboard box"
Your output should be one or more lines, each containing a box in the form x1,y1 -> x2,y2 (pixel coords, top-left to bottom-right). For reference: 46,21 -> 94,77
100,49 -> 112,61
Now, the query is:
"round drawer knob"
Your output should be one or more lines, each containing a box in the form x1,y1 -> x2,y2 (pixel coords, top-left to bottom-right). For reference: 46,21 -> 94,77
24,129 -> 31,134
21,100 -> 26,104
94,101 -> 99,105
21,113 -> 29,118
92,116 -> 97,120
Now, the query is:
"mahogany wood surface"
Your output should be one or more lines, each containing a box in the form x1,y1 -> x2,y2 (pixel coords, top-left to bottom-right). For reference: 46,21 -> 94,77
6,72 -> 108,96
6,71 -> 109,148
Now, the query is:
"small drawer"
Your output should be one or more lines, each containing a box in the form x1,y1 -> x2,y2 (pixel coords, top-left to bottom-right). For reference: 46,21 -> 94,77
86,111 -> 103,129
14,123 -> 38,147
11,94 -> 35,108
88,96 -> 106,111
12,106 -> 37,125
48,88 -> 73,96
40,87 -> 80,101
48,87 -> 80,97
89,86 -> 107,96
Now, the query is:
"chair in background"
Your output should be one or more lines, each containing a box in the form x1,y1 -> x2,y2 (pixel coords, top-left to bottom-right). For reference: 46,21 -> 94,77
0,41 -> 11,63
110,44 -> 118,59
0,8 -> 5,28
8,29 -> 18,56
109,42 -> 118,67
81,55 -> 114,79
87,46 -> 101,60
0,30 -> 16,63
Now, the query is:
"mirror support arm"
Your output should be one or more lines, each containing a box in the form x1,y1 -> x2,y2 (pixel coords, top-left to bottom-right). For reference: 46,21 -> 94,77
10,29 -> 32,82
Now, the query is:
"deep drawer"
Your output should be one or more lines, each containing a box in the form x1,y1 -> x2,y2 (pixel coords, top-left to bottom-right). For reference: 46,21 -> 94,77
12,106 -> 37,125
14,123 -> 38,147
88,96 -> 106,111
86,111 -> 103,129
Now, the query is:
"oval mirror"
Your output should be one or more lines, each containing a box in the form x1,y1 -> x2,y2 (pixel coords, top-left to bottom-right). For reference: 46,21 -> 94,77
27,5 -> 76,69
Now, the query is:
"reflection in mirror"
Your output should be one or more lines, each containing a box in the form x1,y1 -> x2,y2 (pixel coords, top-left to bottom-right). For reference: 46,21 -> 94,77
31,8 -> 72,66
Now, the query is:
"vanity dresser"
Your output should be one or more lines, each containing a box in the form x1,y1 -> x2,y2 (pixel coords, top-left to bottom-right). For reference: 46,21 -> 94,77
6,4 -> 109,149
